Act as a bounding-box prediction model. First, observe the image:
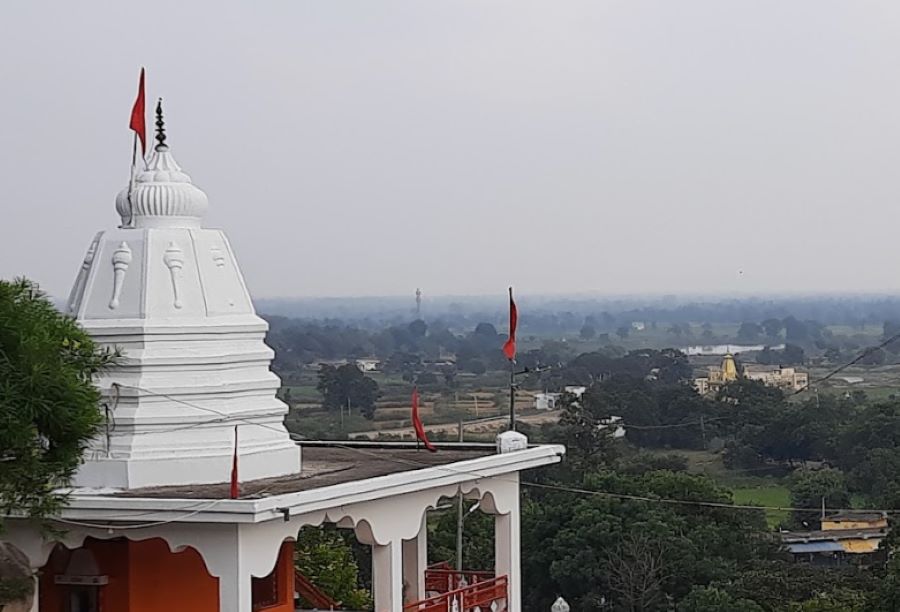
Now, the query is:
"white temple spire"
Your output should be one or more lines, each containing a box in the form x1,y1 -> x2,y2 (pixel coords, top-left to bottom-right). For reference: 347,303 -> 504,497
67,98 -> 301,489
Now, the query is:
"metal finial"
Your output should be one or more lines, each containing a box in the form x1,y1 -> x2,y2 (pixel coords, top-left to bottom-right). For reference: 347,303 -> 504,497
155,98 -> 168,151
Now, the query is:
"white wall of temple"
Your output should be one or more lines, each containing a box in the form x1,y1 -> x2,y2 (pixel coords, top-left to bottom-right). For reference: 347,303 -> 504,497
4,473 -> 524,612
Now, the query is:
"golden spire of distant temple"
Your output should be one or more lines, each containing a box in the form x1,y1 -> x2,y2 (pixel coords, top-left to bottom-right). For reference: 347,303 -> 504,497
721,353 -> 738,382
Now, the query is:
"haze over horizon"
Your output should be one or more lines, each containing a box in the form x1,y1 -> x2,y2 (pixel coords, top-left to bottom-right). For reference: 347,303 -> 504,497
4,1 -> 900,300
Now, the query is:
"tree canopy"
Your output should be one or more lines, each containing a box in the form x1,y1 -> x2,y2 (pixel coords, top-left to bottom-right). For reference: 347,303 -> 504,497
316,364 -> 380,419
0,279 -> 112,528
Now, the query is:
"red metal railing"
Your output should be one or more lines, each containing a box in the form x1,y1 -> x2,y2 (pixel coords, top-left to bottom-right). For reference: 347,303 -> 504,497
424,562 -> 495,594
295,569 -> 341,610
404,575 -> 508,612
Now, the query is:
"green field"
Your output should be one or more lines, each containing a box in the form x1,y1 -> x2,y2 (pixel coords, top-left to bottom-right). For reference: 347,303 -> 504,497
731,485 -> 791,528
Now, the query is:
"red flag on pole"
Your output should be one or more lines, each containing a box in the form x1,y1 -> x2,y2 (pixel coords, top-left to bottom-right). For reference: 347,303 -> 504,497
502,287 -> 518,360
411,387 -> 437,452
230,426 -> 240,499
129,68 -> 147,155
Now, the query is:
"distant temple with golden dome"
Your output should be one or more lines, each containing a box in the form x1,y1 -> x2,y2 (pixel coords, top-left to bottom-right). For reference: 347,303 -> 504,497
693,353 -> 808,395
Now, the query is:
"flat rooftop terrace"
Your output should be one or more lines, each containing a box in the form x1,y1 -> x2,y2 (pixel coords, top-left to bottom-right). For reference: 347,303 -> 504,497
112,443 -> 495,500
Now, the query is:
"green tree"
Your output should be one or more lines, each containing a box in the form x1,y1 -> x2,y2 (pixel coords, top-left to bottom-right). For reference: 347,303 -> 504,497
859,347 -> 887,366
521,469 -> 772,610
722,561 -> 877,611
761,318 -> 784,340
0,279 -> 115,605
789,468 -> 850,527
316,364 -> 380,419
678,586 -> 763,612
428,502 -> 494,571
580,323 -> 597,340
295,525 -> 371,609
0,279 -> 113,527
408,319 -> 427,338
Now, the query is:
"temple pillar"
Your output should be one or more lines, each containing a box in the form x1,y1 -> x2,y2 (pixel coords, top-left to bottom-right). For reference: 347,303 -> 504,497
494,474 -> 522,612
28,576 -> 38,612
402,513 -> 428,603
200,525 -> 253,612
372,538 -> 403,611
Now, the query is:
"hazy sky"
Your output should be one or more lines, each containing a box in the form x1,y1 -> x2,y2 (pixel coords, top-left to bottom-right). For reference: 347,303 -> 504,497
3,1 -> 900,300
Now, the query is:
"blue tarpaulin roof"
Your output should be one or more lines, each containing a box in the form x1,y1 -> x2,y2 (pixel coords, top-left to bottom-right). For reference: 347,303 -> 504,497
788,541 -> 844,553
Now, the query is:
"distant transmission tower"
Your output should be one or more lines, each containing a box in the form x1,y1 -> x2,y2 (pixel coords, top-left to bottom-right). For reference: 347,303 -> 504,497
415,288 -> 422,319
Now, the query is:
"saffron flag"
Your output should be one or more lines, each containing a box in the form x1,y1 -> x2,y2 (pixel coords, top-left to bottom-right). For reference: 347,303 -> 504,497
411,387 -> 437,452
230,426 -> 239,499
502,286 -> 518,360
129,68 -> 147,155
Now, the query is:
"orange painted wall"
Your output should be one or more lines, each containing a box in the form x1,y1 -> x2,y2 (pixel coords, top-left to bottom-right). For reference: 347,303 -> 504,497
263,540 -> 296,612
127,539 -> 219,612
39,538 -> 296,612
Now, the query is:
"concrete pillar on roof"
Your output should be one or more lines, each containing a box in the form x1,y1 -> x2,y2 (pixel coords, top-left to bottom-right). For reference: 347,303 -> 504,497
372,538 -> 404,611
402,513 -> 428,603
494,473 -> 522,612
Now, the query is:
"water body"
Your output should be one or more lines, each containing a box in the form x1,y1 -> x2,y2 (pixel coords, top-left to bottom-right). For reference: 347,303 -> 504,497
684,343 -> 785,356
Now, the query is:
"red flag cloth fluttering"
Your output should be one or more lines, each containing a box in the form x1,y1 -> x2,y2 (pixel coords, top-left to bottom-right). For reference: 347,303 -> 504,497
412,387 -> 437,452
502,287 -> 518,360
129,68 -> 147,155
230,426 -> 239,499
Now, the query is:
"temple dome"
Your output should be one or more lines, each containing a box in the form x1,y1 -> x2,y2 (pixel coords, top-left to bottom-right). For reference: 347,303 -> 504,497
115,145 -> 209,228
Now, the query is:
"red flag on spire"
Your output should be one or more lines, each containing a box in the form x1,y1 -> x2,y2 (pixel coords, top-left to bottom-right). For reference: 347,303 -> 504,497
502,287 -> 518,360
411,387 -> 437,452
230,426 -> 240,499
129,68 -> 147,155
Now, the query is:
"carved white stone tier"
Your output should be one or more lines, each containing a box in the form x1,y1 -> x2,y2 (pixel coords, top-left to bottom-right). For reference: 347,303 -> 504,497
66,136 -> 300,489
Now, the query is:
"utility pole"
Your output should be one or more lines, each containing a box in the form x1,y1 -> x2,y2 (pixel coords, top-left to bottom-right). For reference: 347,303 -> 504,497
699,415 -> 707,450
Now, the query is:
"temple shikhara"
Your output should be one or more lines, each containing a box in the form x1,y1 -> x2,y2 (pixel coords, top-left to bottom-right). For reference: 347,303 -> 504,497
2,101 -> 564,612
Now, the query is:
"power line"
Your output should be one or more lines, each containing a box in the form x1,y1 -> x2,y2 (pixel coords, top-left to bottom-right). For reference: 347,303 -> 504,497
52,500 -> 223,530
79,384 -> 899,525
792,330 -> 900,395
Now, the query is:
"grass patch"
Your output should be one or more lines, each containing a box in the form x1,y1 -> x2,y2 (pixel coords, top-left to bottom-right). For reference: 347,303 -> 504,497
731,485 -> 791,528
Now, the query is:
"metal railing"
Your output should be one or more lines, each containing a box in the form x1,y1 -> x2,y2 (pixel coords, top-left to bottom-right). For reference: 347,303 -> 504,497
405,575 -> 508,612
424,563 -> 495,594
295,568 -> 341,610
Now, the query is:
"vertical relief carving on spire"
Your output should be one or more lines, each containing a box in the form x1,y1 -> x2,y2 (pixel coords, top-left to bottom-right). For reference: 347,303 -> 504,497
210,244 -> 235,307
163,242 -> 185,309
69,241 -> 98,312
109,242 -> 132,310
210,245 -> 226,268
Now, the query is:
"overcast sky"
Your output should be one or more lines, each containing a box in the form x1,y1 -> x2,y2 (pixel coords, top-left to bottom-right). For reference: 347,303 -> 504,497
3,1 -> 900,300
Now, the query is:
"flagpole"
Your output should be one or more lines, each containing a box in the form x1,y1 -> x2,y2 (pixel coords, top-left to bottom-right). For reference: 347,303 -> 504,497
125,133 -> 138,228
509,358 -> 516,431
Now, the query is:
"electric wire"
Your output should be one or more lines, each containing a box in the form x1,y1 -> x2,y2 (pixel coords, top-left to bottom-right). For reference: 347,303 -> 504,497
68,374 -> 900,531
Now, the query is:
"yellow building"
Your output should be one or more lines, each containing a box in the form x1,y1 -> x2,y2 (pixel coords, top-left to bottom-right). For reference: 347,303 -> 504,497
693,354 -> 738,395
821,512 -> 888,532
783,512 -> 889,564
